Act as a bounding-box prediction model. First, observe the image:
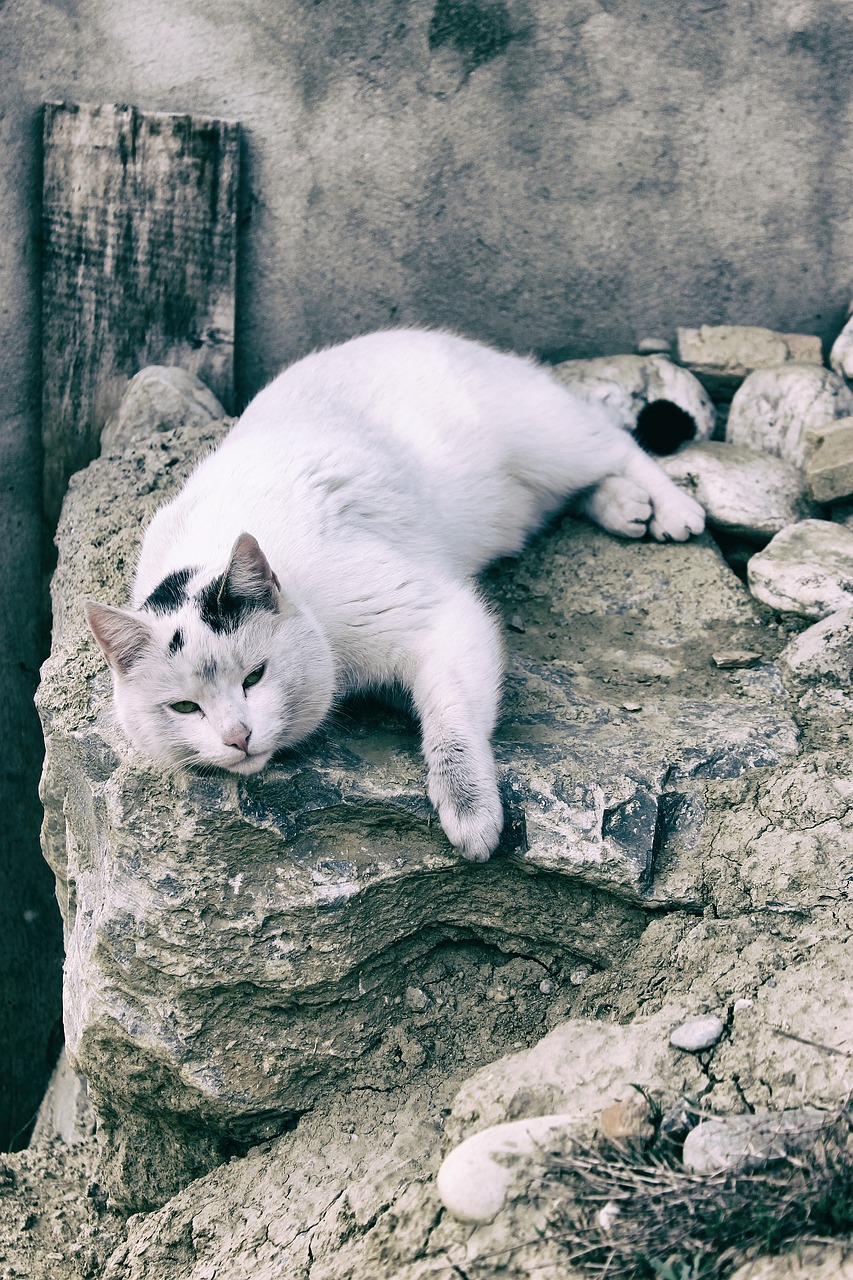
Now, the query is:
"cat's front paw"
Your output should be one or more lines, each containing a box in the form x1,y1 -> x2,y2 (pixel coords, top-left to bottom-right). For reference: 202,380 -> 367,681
649,490 -> 705,542
429,765 -> 504,861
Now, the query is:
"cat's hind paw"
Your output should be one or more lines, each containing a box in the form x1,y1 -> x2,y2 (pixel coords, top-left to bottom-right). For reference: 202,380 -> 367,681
429,768 -> 504,862
649,489 -> 706,542
579,477 -> 654,539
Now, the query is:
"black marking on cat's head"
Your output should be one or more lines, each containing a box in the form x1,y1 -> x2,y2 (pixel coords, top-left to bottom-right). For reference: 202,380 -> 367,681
168,628 -> 184,655
633,400 -> 697,456
196,534 -> 280,635
143,568 -> 197,615
196,574 -> 275,635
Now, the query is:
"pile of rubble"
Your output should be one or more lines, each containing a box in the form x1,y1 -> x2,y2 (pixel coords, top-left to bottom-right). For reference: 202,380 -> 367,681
555,316 -> 853,650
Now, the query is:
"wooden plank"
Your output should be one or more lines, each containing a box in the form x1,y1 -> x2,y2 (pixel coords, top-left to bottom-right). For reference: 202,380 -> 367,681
41,102 -> 240,527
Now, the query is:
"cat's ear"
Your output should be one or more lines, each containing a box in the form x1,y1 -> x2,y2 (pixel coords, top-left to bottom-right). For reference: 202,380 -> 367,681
84,602 -> 153,674
225,533 -> 282,608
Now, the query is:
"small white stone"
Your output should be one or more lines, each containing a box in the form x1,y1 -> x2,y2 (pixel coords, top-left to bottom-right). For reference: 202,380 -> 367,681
551,353 -> 715,439
569,966 -> 591,986
437,1113 -> 583,1223
777,607 -> 853,681
660,441 -> 819,540
669,1014 -> 724,1053
597,1201 -> 622,1231
538,978 -> 554,995
727,364 -> 853,469
405,986 -> 429,1012
747,520 -> 853,618
683,1108 -> 828,1174
733,998 -> 754,1012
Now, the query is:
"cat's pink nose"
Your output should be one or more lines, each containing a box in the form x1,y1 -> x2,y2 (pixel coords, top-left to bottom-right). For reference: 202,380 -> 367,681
224,727 -> 251,753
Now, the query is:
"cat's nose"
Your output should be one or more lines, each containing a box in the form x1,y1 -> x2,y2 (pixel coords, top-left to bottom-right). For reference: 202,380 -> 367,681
224,727 -> 251,753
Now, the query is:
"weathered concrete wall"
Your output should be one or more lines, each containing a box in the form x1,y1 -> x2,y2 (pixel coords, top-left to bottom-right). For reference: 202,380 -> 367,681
3,0 -> 853,1143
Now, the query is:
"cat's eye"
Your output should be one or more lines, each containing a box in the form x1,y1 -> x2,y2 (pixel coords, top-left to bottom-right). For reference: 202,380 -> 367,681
170,700 -> 201,715
242,665 -> 265,691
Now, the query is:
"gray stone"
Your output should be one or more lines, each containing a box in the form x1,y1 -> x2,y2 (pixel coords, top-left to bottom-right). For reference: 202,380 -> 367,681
37,380 -> 800,1209
660,440 -> 820,541
437,1112 -> 583,1223
100,366 -> 226,456
727,364 -> 853,469
676,325 -> 823,396
777,607 -> 853,684
551,353 -> 716,438
747,519 -> 853,617
804,416 -> 853,502
669,1013 -> 724,1052
636,337 -> 672,355
711,650 -> 761,669
682,1107 -> 829,1174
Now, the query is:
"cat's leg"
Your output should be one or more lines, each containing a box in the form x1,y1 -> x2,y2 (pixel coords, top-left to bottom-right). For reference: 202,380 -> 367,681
403,584 -> 505,861
619,445 -> 705,542
497,379 -> 705,546
578,443 -> 705,543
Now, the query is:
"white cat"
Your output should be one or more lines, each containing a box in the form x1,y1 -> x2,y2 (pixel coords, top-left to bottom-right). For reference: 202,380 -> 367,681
86,329 -> 704,860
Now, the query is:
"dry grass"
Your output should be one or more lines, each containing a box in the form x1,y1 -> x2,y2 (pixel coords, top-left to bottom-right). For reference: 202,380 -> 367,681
541,1108 -> 853,1280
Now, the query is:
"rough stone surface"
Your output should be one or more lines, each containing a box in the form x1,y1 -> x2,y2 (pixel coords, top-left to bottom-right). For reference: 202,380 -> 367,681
100,366 -> 226,456
93,968 -> 853,1278
726,364 -> 853,469
36,375 -> 799,1209
804,416 -> 853,502
660,440 -> 820,541
777,608 -> 853,684
676,325 -> 823,396
747,519 -> 853,617
443,1011 -> 708,1150
550,353 -> 716,438
682,1107 -> 830,1174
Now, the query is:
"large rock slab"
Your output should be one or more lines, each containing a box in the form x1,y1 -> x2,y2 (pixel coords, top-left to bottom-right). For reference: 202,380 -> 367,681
747,519 -> 853,617
37,379 -> 798,1208
660,440 -> 819,541
727,364 -> 853,468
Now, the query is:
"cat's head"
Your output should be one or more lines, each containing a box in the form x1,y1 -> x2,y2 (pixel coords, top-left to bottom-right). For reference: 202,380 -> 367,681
85,533 -> 335,774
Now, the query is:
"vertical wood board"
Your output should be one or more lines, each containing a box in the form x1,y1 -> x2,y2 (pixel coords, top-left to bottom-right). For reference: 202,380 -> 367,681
41,101 -> 240,526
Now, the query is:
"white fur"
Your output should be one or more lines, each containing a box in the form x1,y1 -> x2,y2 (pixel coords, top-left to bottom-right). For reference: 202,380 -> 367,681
88,329 -> 705,860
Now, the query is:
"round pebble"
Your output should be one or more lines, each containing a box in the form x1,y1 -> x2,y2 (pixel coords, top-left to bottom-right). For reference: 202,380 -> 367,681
538,978 -> 554,995
569,966 -> 591,985
669,1014 -> 724,1053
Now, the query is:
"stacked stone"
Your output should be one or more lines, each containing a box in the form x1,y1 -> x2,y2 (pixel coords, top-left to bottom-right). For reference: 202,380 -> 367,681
555,318 -> 853,666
